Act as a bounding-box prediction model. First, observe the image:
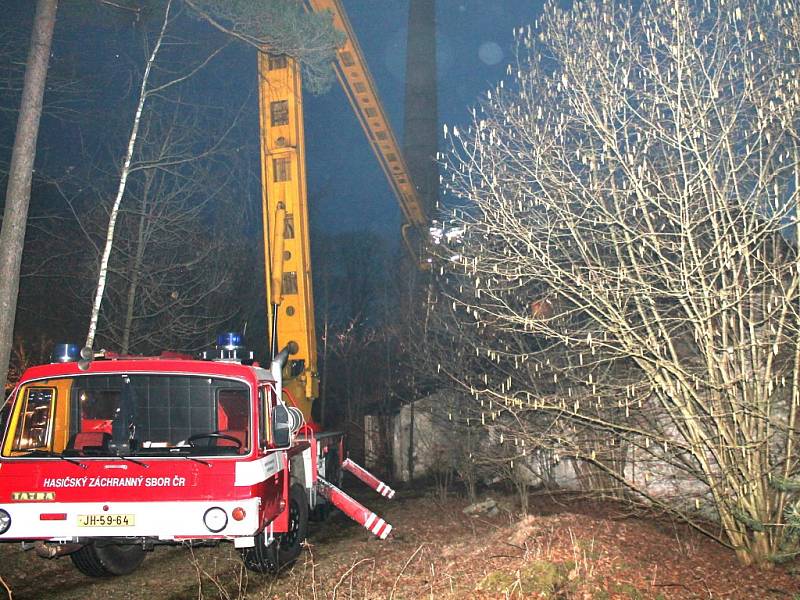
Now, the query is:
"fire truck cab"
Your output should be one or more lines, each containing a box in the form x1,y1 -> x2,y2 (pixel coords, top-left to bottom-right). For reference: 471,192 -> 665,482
0,338 -> 393,577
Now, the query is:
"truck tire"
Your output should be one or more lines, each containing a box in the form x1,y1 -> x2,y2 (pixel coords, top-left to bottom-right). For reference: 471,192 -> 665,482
240,531 -> 278,574
70,542 -> 145,577
240,484 -> 308,574
277,483 -> 308,568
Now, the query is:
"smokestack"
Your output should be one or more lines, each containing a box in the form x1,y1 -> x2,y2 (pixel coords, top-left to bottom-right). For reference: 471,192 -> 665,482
403,0 -> 438,217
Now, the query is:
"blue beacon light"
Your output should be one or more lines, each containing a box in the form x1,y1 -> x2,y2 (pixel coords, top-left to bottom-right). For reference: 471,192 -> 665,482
52,343 -> 81,363
216,332 -> 243,350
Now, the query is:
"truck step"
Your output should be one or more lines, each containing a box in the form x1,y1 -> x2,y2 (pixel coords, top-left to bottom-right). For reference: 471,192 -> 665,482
341,458 -> 396,499
316,477 -> 392,539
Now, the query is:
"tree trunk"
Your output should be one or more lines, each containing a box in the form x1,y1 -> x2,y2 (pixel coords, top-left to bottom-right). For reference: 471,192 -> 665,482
0,0 -> 58,392
84,0 -> 172,351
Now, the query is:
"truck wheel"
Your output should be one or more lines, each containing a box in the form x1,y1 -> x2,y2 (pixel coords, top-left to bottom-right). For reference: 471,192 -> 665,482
277,484 -> 308,569
70,542 -> 145,577
240,531 -> 278,574
240,484 -> 308,574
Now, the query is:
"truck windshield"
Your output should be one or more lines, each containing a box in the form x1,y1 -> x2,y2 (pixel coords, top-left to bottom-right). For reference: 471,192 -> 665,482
1,374 -> 251,458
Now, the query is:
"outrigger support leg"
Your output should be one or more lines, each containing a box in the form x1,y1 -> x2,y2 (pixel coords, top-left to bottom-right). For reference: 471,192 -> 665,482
341,458 -> 396,499
317,477 -> 393,539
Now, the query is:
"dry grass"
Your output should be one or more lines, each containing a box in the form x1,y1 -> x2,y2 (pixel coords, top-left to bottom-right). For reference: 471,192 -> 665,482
1,490 -> 799,599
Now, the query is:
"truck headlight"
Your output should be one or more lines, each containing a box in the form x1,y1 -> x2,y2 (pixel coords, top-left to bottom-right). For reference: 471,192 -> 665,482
0,509 -> 11,534
203,507 -> 227,533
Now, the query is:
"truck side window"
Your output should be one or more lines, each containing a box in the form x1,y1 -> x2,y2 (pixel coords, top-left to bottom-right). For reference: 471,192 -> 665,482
13,388 -> 55,451
258,385 -> 280,449
258,386 -> 269,448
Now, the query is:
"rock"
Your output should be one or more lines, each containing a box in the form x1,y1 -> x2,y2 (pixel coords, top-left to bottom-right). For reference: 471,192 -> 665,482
463,498 -> 498,516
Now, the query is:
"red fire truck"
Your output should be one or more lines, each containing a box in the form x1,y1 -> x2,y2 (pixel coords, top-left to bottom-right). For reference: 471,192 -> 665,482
0,0 -> 421,579
0,337 -> 394,576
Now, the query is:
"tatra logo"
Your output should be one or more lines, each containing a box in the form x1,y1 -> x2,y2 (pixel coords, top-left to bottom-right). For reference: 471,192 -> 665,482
11,491 -> 55,501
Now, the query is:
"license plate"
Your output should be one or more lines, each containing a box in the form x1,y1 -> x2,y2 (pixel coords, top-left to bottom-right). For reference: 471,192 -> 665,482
77,514 -> 135,527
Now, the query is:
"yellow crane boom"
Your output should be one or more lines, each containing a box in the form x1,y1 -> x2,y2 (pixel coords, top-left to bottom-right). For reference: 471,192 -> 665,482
258,53 -> 318,418
258,2 -> 428,424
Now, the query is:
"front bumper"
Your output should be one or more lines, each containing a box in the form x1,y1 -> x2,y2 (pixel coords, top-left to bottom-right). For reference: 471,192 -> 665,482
0,498 -> 261,542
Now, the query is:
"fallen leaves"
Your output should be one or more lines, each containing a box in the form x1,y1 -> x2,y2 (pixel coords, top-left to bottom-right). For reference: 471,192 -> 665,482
1,491 -> 799,599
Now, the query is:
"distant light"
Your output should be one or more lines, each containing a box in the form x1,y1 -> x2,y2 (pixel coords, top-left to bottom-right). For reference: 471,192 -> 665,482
52,343 -> 80,363
478,42 -> 503,66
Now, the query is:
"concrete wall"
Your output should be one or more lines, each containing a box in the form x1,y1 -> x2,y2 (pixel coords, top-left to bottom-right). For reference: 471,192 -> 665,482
370,391 -> 712,512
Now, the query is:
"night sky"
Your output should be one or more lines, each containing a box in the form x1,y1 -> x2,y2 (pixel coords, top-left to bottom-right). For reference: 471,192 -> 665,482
4,0 -> 541,239
307,0 -> 539,236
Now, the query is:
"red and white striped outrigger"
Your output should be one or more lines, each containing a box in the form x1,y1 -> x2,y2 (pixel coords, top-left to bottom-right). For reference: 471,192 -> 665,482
342,458 -> 396,499
317,476 -> 393,539
298,426 -> 396,540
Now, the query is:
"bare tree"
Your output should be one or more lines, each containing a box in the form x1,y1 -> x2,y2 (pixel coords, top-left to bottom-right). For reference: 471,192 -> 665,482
17,94 -> 257,358
84,0 -> 175,351
84,0 -> 342,351
0,0 -> 58,392
93,103 -> 245,353
434,0 -> 800,566
313,232 -> 395,421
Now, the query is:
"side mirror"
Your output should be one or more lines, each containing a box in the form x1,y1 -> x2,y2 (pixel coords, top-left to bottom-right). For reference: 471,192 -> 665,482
272,404 -> 292,448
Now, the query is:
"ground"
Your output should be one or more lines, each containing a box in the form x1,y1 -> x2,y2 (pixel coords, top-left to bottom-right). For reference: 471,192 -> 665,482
1,485 -> 799,599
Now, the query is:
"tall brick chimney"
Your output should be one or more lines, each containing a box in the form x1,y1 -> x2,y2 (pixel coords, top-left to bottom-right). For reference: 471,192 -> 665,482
403,0 -> 438,217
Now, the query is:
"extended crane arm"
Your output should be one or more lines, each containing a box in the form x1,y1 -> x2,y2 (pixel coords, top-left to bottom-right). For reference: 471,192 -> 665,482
260,2 -> 431,427
307,0 -> 429,229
